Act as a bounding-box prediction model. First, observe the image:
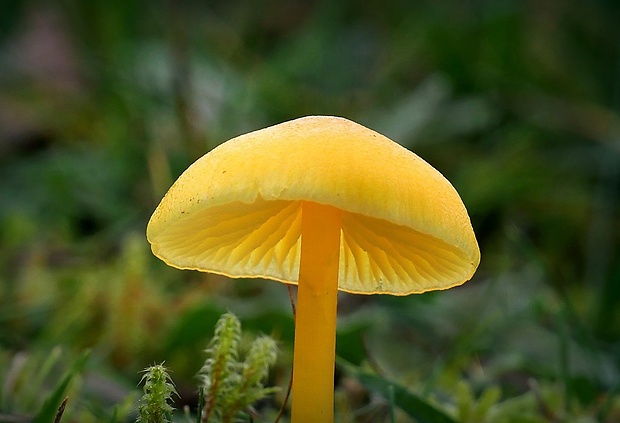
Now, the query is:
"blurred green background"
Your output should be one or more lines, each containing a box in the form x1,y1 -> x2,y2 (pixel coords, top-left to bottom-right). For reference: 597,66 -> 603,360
1,0 -> 619,421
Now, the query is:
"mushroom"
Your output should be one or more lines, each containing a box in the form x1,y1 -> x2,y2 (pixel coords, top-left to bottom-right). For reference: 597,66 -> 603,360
146,116 -> 480,422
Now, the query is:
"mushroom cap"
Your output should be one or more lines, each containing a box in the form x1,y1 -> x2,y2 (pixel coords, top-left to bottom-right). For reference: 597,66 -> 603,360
147,116 -> 480,295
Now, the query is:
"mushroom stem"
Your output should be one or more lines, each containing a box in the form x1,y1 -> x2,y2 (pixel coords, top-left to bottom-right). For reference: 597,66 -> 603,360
291,201 -> 341,423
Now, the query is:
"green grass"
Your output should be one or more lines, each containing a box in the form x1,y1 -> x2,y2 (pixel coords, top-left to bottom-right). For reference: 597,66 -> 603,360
1,0 -> 619,421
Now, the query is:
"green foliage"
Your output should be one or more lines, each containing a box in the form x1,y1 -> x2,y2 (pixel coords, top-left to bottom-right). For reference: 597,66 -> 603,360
136,364 -> 177,423
0,347 -> 130,423
337,358 -> 457,423
453,381 -> 502,423
1,0 -> 620,422
32,350 -> 89,423
199,313 -> 279,423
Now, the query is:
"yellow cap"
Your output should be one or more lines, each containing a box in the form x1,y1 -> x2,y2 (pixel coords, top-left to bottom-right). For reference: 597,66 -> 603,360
147,116 -> 480,295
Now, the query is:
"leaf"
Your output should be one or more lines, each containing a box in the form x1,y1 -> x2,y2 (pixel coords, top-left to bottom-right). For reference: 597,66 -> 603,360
337,358 -> 457,423
163,302 -> 225,353
335,322 -> 369,366
32,350 -> 89,423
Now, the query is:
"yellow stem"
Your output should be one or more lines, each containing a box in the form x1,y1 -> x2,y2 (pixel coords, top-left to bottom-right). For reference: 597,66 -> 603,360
291,201 -> 341,423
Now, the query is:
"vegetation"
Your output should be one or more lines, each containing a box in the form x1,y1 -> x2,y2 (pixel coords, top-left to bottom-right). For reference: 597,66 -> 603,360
137,364 -> 177,423
1,0 -> 619,421
198,313 -> 279,423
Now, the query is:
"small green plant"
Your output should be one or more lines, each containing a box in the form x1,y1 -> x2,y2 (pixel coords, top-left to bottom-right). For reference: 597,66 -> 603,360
198,312 -> 279,423
137,363 -> 177,423
135,313 -> 279,423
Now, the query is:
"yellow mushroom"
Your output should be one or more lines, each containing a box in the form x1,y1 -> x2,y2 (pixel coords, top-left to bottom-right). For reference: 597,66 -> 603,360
146,116 -> 480,422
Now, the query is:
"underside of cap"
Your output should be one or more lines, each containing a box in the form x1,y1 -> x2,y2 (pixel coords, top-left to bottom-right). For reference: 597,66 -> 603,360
147,116 -> 480,294
149,197 -> 477,294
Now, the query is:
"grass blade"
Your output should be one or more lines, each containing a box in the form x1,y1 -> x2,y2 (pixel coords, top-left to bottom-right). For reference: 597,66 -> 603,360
32,350 -> 89,423
337,358 -> 457,423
